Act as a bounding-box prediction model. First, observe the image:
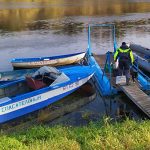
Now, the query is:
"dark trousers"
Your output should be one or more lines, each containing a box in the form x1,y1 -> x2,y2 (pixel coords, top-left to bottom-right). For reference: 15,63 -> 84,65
118,61 -> 130,80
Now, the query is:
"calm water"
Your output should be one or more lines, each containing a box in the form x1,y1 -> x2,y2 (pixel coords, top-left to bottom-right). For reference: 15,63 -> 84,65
0,0 -> 150,124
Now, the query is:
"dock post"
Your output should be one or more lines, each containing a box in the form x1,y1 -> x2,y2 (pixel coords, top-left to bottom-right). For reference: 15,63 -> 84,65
87,25 -> 91,56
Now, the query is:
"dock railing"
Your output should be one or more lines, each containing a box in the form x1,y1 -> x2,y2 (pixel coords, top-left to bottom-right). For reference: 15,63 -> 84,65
86,24 -> 117,96
133,56 -> 150,90
102,51 -> 113,87
87,24 -> 117,58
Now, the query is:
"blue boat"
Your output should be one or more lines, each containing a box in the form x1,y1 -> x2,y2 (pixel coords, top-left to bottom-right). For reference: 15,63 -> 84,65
130,44 -> 150,56
133,52 -> 150,74
0,65 -> 94,123
0,68 -> 37,82
2,52 -> 86,82
130,44 -> 150,73
11,52 -> 85,69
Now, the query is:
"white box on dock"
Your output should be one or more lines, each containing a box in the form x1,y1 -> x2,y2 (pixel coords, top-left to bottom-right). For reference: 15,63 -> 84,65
116,76 -> 126,85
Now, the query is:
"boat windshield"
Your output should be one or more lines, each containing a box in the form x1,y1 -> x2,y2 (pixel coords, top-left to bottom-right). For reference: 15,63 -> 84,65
32,66 -> 70,86
32,66 -> 61,78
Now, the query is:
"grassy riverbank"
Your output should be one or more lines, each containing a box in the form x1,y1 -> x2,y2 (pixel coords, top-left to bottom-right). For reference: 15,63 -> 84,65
1,118 -> 150,150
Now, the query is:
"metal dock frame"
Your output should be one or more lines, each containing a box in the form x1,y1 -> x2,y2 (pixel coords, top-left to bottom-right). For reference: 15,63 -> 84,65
86,24 -> 117,96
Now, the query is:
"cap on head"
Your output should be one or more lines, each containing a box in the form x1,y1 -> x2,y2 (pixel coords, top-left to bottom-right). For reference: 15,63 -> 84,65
122,42 -> 126,45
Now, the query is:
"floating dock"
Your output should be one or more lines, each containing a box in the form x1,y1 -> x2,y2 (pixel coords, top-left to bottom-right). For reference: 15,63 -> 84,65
120,83 -> 150,118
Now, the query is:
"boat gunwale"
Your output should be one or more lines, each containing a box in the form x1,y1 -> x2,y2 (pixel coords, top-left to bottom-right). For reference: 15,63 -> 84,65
11,52 -> 85,63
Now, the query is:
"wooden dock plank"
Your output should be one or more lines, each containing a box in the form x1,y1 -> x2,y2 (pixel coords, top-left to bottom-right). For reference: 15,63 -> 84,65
120,84 -> 150,118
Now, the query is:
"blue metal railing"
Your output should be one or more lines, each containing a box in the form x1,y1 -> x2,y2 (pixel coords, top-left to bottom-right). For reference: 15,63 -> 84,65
87,24 -> 117,59
102,51 -> 112,81
86,24 -> 118,96
134,57 -> 150,80
133,56 -> 150,90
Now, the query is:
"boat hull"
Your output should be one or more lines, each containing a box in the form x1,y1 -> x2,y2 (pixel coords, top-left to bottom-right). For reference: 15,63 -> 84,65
130,44 -> 150,56
11,52 -> 85,69
0,88 -> 77,123
0,70 -> 93,123
134,54 -> 150,73
138,58 -> 150,73
130,44 -> 150,73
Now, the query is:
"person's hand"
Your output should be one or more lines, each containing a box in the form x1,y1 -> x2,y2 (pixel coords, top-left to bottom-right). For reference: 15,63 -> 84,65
131,61 -> 134,66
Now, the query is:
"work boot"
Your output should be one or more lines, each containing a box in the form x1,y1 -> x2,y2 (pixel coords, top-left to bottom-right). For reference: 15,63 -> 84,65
126,78 -> 130,86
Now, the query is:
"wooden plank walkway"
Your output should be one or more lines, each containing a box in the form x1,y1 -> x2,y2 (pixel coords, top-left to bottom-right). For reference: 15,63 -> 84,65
120,84 -> 150,118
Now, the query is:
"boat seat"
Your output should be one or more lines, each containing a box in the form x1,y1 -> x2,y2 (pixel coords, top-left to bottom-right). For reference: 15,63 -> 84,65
42,76 -> 55,85
26,76 -> 46,90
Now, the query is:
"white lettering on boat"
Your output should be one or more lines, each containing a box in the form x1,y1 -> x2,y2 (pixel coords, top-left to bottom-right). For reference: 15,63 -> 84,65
29,60 -> 58,65
0,95 -> 41,114
63,81 -> 79,91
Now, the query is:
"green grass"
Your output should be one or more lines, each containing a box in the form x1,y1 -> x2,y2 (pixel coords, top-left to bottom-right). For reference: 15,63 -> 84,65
1,118 -> 150,150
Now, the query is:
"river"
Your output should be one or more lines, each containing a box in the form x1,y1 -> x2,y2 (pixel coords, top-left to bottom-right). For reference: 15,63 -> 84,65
0,0 -> 150,124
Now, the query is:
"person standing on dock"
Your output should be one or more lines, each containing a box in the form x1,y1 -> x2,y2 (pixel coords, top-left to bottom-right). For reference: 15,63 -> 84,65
114,42 -> 134,85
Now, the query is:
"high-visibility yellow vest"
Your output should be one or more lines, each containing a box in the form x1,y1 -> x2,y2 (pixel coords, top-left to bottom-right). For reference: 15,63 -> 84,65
114,48 -> 134,64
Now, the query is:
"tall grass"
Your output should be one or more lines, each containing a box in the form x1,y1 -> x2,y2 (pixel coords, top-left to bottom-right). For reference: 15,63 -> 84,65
1,118 -> 150,150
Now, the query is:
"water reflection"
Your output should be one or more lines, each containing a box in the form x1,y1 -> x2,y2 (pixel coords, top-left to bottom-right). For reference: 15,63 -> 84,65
53,21 -> 84,35
50,92 -> 146,126
0,0 -> 150,31
27,19 -> 84,35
